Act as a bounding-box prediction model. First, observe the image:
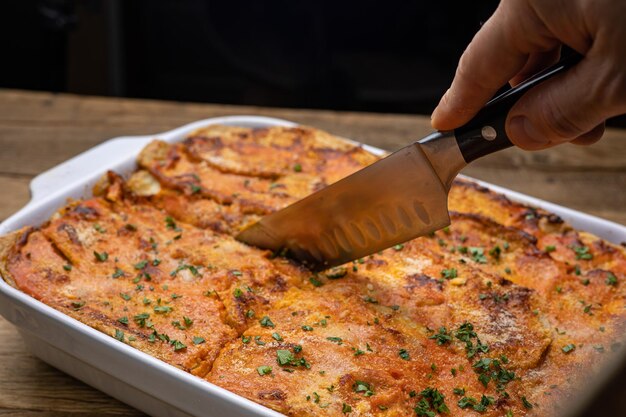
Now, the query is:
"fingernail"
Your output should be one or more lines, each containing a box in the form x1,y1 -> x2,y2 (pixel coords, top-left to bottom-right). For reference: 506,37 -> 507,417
508,116 -> 549,146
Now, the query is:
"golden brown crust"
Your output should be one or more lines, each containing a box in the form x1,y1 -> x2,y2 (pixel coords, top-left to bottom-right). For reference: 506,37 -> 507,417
2,125 -> 626,416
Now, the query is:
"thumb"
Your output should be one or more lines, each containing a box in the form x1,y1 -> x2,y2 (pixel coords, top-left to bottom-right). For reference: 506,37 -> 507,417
505,57 -> 614,150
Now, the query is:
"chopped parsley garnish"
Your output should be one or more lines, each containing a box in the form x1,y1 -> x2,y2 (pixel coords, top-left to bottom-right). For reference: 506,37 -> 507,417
241,335 -> 251,344
398,348 -> 410,361
246,309 -> 255,318
353,381 -> 374,397
458,395 -> 494,412
71,301 -> 85,310
469,247 -> 487,264
133,313 -> 150,327
309,276 -> 323,287
233,288 -> 243,298
93,223 -> 106,233
545,245 -> 556,253
276,349 -> 294,365
301,325 -> 314,331
326,337 -> 343,345
63,264 -> 72,271
183,316 -> 193,327
112,268 -> 125,278
472,357 -> 515,392
342,403 -> 352,414
521,396 -> 533,409
114,329 -> 124,342
165,216 -> 181,231
453,388 -> 465,395
393,244 -> 404,251
154,305 -> 173,314
94,251 -> 109,262
441,268 -> 457,279
325,266 -> 347,279
119,292 -> 131,301
606,272 -> 618,286
117,316 -> 128,325
272,332 -> 283,341
259,316 -> 275,328
414,387 -> 449,416
193,336 -> 205,345
429,327 -> 452,345
454,322 -> 489,358
562,344 -> 576,354
190,184 -> 202,194
363,296 -> 378,304
171,340 -> 187,351
254,336 -> 266,345
489,245 -> 501,260
572,245 -> 593,260
134,260 -> 148,270
293,163 -> 302,172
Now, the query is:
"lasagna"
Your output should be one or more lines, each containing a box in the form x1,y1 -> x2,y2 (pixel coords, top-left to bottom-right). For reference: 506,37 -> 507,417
1,125 -> 625,417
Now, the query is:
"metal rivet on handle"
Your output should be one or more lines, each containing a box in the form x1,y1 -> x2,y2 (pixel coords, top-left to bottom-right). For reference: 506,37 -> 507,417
481,125 -> 497,141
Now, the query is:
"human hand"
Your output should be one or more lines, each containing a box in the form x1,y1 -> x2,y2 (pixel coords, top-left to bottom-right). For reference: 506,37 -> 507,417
430,0 -> 626,150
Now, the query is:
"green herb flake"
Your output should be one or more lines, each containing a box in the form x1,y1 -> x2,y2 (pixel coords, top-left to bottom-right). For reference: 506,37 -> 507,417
193,336 -> 205,345
572,245 -> 593,260
606,272 -> 618,286
112,267 -> 125,278
63,264 -> 72,271
326,336 -> 343,345
545,245 -> 556,253
301,325 -> 314,331
171,340 -> 187,351
325,266 -> 347,279
94,251 -> 109,262
562,344 -> 576,354
353,380 -> 374,397
272,332 -> 283,341
293,163 -> 302,172
469,247 -> 487,264
521,396 -> 533,409
276,349 -> 294,366
398,348 -> 410,361
134,260 -> 148,270
309,276 -> 323,287
259,315 -> 275,328
393,244 -> 404,251
441,268 -> 457,279
117,316 -> 129,325
154,305 -> 173,314
119,292 -> 131,301
114,329 -> 124,342
429,327 -> 452,345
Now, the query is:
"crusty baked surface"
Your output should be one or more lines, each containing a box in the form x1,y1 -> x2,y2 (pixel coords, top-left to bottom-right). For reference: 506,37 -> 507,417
1,125 -> 625,417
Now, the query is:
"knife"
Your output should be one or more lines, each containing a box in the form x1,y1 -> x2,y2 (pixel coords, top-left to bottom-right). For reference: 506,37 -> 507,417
236,53 -> 582,271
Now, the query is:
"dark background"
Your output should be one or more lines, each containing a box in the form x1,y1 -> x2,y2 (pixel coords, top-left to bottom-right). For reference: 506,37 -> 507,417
1,0 -> 624,126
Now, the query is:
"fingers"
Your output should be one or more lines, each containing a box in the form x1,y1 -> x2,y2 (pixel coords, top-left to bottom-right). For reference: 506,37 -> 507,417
509,48 -> 561,86
505,57 -> 612,150
571,123 -> 605,146
431,1 -> 559,131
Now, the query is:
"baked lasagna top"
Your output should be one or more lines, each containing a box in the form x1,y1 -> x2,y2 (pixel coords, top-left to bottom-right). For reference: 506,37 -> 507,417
1,125 -> 625,417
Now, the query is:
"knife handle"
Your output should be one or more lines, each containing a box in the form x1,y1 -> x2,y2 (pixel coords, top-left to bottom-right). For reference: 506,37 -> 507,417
453,52 -> 583,163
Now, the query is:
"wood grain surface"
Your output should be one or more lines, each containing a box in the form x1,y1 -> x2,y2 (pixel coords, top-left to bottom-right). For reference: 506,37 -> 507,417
0,88 -> 625,416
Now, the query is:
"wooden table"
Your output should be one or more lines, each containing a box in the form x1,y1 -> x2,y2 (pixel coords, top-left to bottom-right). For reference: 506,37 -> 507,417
0,89 -> 625,416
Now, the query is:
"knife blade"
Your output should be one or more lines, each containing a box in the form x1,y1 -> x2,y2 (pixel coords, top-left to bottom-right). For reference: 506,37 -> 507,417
236,53 -> 581,270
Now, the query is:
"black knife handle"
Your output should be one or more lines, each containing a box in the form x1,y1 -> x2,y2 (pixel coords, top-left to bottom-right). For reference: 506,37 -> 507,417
454,52 -> 583,163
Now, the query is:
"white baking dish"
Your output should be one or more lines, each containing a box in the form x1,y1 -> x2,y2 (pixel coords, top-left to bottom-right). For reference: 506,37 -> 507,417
1,115 -> 625,417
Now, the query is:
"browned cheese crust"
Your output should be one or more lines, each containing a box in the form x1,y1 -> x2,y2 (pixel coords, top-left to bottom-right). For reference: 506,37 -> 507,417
2,125 -> 626,417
